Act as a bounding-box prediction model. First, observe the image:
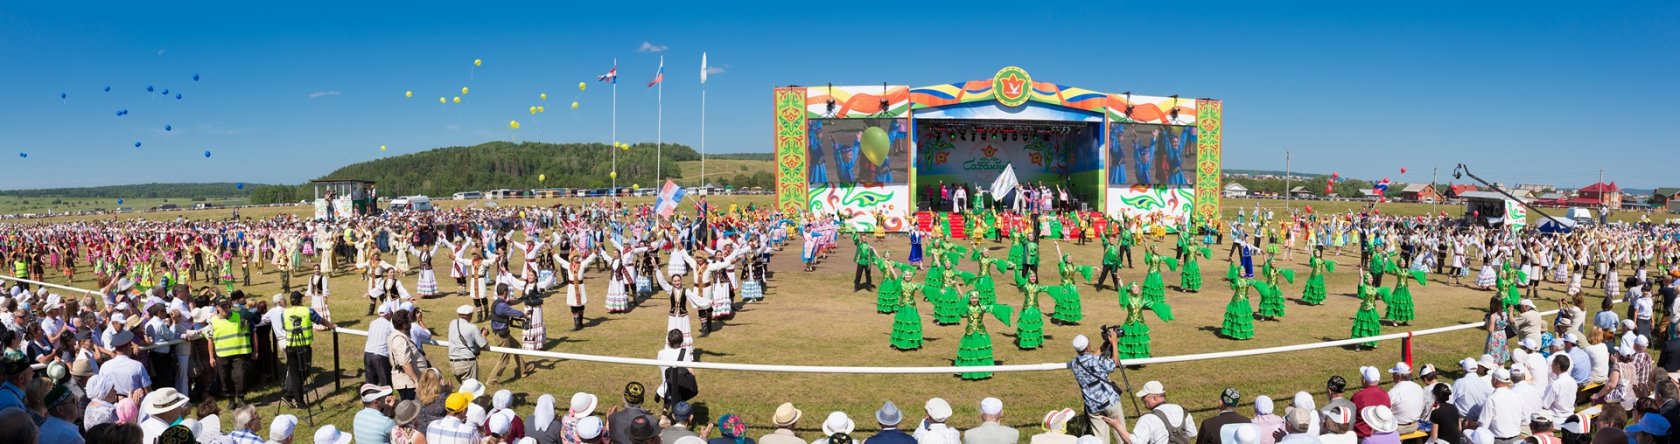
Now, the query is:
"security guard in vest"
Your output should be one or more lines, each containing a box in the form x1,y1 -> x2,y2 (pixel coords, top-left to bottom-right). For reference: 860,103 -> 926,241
281,291 -> 335,408
209,297 -> 254,408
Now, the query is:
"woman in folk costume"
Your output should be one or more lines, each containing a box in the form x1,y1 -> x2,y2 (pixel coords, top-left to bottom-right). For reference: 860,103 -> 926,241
655,267 -> 698,348
376,266 -> 413,305
1496,261 -> 1523,309
1350,270 -> 1386,349
929,258 -> 964,326
873,250 -> 905,313
1474,252 -> 1500,290
1125,284 -> 1178,357
361,251 -> 388,313
599,242 -> 644,314
1302,249 -> 1335,305
306,267 -> 334,328
889,268 -> 925,350
218,246 -> 237,293
1221,277 -> 1261,340
969,241 -> 1004,305
1012,270 -> 1050,349
1179,227 -> 1209,293
556,248 -> 598,332
1383,260 -> 1425,326
1604,245 -> 1624,300
391,225 -> 412,274
799,222 -> 819,272
705,248 -> 746,323
511,232 -> 548,287
1049,249 -> 1088,325
691,252 -> 736,335
1256,253 -> 1294,320
1141,245 -> 1177,307
410,239 -> 443,298
953,284 -> 1012,380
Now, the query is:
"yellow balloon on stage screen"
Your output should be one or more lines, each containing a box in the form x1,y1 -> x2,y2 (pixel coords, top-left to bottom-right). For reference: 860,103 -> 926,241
474,58 -> 483,67
405,91 -> 413,98
539,93 -> 547,100
509,120 -> 520,130
461,87 -> 470,95
453,96 -> 461,104
571,101 -> 579,109
578,82 -> 586,91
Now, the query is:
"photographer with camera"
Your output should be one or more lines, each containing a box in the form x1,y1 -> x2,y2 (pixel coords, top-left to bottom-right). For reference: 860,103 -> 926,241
1069,329 -> 1125,444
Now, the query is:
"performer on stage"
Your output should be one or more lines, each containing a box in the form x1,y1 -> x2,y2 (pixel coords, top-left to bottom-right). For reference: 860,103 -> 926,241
954,288 -> 1012,381
1221,277 -> 1259,340
890,269 -> 925,351
1351,271 -> 1386,349
1118,282 -> 1173,360
1302,249 -> 1334,305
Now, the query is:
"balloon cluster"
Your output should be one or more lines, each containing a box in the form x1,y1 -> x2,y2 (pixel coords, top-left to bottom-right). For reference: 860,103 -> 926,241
1325,172 -> 1339,194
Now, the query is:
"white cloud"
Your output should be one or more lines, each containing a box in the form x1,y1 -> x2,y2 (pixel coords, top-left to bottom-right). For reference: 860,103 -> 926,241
636,41 -> 668,53
308,90 -> 341,99
156,49 -> 165,56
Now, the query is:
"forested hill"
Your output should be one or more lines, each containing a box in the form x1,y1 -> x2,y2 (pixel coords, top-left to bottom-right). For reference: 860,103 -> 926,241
0,183 -> 258,199
280,141 -> 701,200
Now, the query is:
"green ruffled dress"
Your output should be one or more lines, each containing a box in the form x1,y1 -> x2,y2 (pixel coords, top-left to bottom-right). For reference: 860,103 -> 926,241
1351,283 -> 1382,347
955,302 -> 999,380
1016,285 -> 1045,349
890,281 -> 925,350
1221,279 -> 1257,340
1302,257 -> 1329,305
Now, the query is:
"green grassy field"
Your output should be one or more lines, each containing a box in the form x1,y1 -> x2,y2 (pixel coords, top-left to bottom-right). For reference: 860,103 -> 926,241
673,159 -> 775,187
14,194 -> 1644,436
0,196 -> 249,215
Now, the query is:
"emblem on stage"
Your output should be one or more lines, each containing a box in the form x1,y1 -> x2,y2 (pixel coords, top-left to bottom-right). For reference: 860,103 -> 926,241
992,66 -> 1032,107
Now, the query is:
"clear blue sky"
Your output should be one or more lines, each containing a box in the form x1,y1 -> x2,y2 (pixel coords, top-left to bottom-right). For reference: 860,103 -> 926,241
2,2 -> 1675,189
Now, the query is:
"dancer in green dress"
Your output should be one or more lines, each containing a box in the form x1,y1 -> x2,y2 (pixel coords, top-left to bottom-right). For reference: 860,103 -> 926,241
1496,262 -> 1523,309
1179,235 -> 1210,293
954,289 -> 1013,380
970,242 -> 1003,305
1221,277 -> 1264,340
1049,249 -> 1091,325
890,270 -> 926,351
1140,246 -> 1178,308
1301,249 -> 1335,305
930,263 -> 964,325
1383,265 -> 1426,326
1256,254 -> 1295,320
1013,271 -> 1049,350
1118,282 -> 1174,360
873,251 -> 906,314
1351,271 -> 1387,349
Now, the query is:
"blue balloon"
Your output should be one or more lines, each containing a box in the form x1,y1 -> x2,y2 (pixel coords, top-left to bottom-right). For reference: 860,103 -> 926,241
175,93 -> 182,100
18,153 -> 25,158
147,85 -> 154,92
161,89 -> 169,95
193,74 -> 200,82
203,150 -> 211,158
59,92 -> 66,99
134,141 -> 142,148
235,182 -> 244,190
164,124 -> 172,131
116,110 -> 123,116
104,86 -> 111,92
117,199 -> 124,205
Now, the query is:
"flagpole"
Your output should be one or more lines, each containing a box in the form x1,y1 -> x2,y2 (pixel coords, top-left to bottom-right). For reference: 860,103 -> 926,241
612,58 -> 618,191
701,78 -> 706,190
657,55 -> 664,184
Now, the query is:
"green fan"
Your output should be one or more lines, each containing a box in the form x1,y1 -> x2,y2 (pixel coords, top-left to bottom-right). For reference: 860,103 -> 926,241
1409,270 -> 1427,286
1148,300 -> 1176,321
1280,269 -> 1296,284
989,304 -> 1015,327
1163,257 -> 1180,271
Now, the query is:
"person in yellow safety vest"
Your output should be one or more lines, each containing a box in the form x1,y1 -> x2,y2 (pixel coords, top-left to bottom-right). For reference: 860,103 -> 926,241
280,291 -> 335,409
209,297 -> 254,408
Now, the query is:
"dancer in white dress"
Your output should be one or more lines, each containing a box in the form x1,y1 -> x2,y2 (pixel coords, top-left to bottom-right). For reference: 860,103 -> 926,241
556,250 -> 599,332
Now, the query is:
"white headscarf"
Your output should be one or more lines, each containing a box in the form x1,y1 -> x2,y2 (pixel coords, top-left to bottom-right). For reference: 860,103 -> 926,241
493,389 -> 513,411
533,394 -> 557,432
1289,391 -> 1320,435
1254,395 -> 1275,416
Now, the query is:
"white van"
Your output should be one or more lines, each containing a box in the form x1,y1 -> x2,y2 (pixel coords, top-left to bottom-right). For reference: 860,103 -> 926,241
389,195 -> 435,213
452,191 -> 483,200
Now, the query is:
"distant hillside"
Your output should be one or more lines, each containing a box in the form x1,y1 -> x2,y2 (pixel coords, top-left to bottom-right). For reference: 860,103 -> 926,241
0,183 -> 260,199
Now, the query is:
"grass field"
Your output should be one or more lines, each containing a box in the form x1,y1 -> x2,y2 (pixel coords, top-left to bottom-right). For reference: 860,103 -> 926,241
14,195 -> 1642,436
673,159 -> 775,187
0,195 -> 248,215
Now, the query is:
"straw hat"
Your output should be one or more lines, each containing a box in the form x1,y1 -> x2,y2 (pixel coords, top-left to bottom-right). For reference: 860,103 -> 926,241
772,402 -> 803,427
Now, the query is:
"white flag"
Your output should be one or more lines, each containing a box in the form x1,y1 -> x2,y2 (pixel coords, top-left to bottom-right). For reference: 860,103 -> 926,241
990,164 -> 1018,201
700,52 -> 708,85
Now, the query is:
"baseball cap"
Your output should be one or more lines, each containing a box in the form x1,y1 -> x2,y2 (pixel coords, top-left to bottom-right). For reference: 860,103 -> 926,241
457,305 -> 474,315
270,415 -> 299,441
445,392 -> 472,413
1136,380 -> 1166,398
1388,362 -> 1412,374
979,397 -> 1003,416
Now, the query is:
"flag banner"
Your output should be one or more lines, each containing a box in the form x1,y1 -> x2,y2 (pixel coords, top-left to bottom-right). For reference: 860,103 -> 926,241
655,179 -> 686,217
990,164 -> 1018,201
700,52 -> 709,85
597,65 -> 618,84
648,57 -> 664,87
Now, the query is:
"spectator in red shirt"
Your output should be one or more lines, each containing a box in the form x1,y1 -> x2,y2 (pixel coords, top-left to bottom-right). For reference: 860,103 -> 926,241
1350,366 -> 1392,439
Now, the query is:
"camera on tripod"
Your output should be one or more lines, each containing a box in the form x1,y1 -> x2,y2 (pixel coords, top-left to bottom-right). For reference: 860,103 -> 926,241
1099,324 -> 1125,339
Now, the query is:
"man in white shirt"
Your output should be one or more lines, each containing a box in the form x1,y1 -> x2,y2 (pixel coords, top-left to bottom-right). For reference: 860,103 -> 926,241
1473,369 -> 1523,444
446,305 -> 489,383
1119,381 -> 1197,444
363,303 -> 394,386
916,398 -> 961,444
95,330 -> 150,399
655,329 -> 696,405
1508,367 -> 1543,433
1450,357 -> 1493,418
1540,354 -> 1578,424
1385,362 -> 1427,435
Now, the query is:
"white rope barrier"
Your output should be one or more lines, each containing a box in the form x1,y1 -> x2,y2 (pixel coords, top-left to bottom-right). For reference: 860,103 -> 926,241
1,275 -> 1549,373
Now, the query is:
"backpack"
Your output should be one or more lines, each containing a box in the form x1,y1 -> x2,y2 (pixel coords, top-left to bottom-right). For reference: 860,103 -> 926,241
664,348 -> 699,403
1147,408 -> 1193,444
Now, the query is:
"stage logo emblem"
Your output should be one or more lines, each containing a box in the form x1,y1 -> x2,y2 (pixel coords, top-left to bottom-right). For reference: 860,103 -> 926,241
992,66 -> 1032,107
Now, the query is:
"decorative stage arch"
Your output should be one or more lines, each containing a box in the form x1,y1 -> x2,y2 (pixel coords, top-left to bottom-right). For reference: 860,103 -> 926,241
774,67 -> 1222,231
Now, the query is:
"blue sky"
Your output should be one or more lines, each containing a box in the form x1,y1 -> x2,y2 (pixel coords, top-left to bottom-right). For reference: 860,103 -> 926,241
1,2 -> 1676,189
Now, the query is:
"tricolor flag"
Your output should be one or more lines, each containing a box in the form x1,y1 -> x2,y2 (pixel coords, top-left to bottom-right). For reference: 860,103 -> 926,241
597,63 -> 617,84
700,52 -> 709,85
648,56 -> 664,87
655,179 -> 686,217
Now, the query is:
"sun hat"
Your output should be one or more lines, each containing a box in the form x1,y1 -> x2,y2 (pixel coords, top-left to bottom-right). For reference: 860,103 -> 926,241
70,357 -> 94,377
459,378 -> 486,399
822,411 -> 856,436
142,388 -> 190,416
359,384 -> 393,403
1221,423 -> 1261,444
313,424 -> 353,444
1137,380 -> 1166,398
1361,406 -> 1398,434
269,414 -> 299,442
445,392 -> 473,413
569,392 -> 598,418
979,397 -> 1003,416
576,416 -> 605,440
1479,354 -> 1499,369
875,401 -> 903,426
394,400 -> 421,426
773,402 -> 804,427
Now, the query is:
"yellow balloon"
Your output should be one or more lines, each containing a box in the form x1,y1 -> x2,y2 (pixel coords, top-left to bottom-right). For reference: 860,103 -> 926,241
609,171 -> 617,180
461,87 -> 469,95
539,174 -> 546,182
571,101 -> 579,110
405,91 -> 413,98
529,106 -> 537,115
509,120 -> 520,130
474,58 -> 483,67
380,145 -> 387,152
578,82 -> 586,91
539,93 -> 547,101
439,97 -> 446,104
453,96 -> 461,104
620,143 -> 630,151
536,106 -> 545,113
632,183 -> 640,189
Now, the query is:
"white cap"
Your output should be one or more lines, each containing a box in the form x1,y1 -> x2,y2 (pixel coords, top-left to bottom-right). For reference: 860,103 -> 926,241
1492,368 -> 1512,383
1460,357 -> 1478,372
925,397 -> 952,422
979,397 -> 1003,416
459,378 -> 487,399
1520,338 -> 1539,350
457,305 -> 474,315
1519,299 -> 1535,309
1638,335 -> 1651,347
489,410 -> 514,436
1072,335 -> 1090,352
467,404 -> 487,428
1360,366 -> 1380,383
1388,362 -> 1411,375
269,415 -> 299,441
1618,345 -> 1636,356
576,416 -> 604,440
1624,319 -> 1637,330
1136,380 -> 1166,398
1564,333 -> 1580,344
314,425 -> 353,444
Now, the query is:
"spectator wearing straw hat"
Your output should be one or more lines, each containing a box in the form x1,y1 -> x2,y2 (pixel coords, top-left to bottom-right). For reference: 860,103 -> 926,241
864,402 -> 914,444
1030,409 -> 1077,444
355,384 -> 398,444
428,392 -> 485,444
761,402 -> 805,444
141,388 -> 191,443
916,398 -> 959,444
608,382 -> 658,444
1197,388 -> 1249,444
392,400 -> 424,444
1360,406 -> 1400,444
963,397 -> 1018,444
1276,408 -> 1319,444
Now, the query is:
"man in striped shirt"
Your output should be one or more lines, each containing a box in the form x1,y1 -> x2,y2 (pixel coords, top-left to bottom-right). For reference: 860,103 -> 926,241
426,392 -> 483,444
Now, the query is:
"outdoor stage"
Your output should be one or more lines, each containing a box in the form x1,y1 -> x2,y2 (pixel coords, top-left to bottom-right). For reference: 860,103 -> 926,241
773,67 -> 1225,233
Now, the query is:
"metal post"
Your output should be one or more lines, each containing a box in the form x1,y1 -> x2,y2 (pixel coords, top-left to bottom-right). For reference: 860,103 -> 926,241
1284,150 -> 1291,210
332,329 -> 341,393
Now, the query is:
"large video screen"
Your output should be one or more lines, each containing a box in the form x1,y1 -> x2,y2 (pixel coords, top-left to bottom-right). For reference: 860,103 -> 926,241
807,118 -> 910,185
1107,124 -> 1197,186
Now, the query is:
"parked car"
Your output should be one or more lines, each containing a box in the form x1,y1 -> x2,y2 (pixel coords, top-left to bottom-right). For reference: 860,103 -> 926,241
388,195 -> 435,213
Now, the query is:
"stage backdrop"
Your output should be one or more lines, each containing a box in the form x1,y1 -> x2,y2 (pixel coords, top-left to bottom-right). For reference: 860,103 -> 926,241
806,118 -> 910,185
808,183 -> 913,232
